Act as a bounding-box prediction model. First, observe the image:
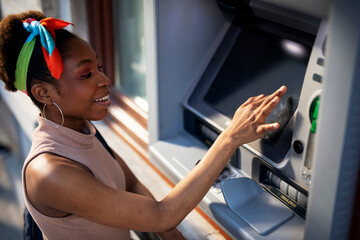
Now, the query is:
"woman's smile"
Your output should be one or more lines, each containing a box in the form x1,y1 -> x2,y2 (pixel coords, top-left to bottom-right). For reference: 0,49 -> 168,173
93,93 -> 111,107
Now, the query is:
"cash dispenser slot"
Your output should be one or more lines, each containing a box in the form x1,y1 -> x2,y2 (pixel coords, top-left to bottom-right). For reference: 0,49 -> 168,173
254,159 -> 309,218
219,177 -> 294,236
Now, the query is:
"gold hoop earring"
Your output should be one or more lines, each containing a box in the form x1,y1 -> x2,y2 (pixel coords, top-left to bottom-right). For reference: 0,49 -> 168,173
42,101 -> 64,128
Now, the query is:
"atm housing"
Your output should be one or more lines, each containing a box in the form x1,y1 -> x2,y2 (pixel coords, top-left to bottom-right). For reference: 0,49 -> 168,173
147,0 -> 356,239
182,8 -> 324,235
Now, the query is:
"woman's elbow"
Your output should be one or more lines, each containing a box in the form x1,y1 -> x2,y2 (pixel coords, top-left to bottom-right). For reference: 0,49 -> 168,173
153,201 -> 182,232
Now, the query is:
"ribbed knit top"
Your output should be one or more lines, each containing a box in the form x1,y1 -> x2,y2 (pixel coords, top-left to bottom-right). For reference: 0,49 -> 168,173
22,116 -> 130,240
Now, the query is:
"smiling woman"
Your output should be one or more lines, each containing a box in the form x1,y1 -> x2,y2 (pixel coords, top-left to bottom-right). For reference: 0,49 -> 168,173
0,10 -> 287,240
39,36 -> 112,130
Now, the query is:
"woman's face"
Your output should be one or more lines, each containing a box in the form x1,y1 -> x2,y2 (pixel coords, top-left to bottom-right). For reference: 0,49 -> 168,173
51,37 -> 111,126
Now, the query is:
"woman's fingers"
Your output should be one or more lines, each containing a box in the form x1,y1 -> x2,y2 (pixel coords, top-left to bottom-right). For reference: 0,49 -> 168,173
252,86 -> 286,134
269,85 -> 287,100
243,94 -> 265,106
227,85 -> 287,145
255,96 -> 280,122
249,86 -> 287,110
256,122 -> 280,135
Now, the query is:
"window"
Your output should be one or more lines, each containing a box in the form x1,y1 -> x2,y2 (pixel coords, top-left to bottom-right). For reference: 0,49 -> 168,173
85,0 -> 149,158
112,0 -> 148,111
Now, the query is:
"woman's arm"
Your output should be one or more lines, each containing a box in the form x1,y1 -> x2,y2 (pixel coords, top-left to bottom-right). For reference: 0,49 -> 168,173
112,151 -> 153,197
25,86 -> 286,232
113,152 -> 185,239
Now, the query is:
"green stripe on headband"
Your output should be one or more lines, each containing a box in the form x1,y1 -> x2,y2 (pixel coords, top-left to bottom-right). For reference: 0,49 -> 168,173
14,38 -> 36,93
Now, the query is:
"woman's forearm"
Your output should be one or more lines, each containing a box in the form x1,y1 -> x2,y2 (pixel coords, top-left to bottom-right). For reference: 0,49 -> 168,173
157,131 -> 237,229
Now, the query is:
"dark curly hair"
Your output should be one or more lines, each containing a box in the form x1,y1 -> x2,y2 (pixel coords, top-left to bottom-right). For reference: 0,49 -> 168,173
0,10 -> 77,109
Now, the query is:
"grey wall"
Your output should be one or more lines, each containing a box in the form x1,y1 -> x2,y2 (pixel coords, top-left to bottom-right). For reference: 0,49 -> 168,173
146,0 -> 232,144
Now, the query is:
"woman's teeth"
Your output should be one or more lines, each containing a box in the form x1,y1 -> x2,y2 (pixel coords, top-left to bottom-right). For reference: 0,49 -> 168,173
94,95 -> 109,102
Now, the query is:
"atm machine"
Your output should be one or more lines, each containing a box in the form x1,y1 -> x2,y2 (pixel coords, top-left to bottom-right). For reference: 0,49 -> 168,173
145,0 -> 360,239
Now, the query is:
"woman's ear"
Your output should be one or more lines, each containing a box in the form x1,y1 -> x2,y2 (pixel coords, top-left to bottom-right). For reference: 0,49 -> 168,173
31,83 -> 55,105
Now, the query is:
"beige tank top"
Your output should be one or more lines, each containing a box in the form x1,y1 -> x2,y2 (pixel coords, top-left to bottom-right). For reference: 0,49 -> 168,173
22,116 -> 130,240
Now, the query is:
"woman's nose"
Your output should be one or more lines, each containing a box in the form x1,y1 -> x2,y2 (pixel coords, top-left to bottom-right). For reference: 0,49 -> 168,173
97,74 -> 110,87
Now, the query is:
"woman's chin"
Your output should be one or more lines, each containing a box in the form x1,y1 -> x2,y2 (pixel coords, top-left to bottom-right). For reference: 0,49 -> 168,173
90,110 -> 108,121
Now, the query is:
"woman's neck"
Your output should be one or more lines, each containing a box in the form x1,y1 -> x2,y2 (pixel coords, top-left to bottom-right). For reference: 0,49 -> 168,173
63,119 -> 88,134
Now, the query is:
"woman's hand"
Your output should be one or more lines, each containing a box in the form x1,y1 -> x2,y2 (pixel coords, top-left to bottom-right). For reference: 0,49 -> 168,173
223,86 -> 287,148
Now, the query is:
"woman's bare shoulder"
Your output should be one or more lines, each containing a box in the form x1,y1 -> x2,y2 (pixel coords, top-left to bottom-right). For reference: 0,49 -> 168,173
26,153 -> 93,178
25,153 -> 94,217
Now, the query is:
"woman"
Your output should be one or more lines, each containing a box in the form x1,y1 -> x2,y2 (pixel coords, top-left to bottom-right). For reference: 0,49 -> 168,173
0,11 -> 286,239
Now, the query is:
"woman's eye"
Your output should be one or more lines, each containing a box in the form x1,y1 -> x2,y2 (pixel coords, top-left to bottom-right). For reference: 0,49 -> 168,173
98,65 -> 104,72
81,72 -> 92,78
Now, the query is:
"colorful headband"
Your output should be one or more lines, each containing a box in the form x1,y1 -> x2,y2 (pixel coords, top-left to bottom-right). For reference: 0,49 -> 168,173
14,18 -> 73,94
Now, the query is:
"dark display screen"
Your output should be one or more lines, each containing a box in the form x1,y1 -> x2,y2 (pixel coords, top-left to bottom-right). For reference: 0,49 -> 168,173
204,25 -> 311,144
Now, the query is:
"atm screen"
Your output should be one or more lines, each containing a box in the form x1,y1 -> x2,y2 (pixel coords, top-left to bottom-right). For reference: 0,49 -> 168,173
204,25 -> 311,144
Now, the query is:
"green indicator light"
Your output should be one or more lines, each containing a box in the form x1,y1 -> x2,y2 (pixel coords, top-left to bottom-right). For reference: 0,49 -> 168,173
310,96 -> 320,134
